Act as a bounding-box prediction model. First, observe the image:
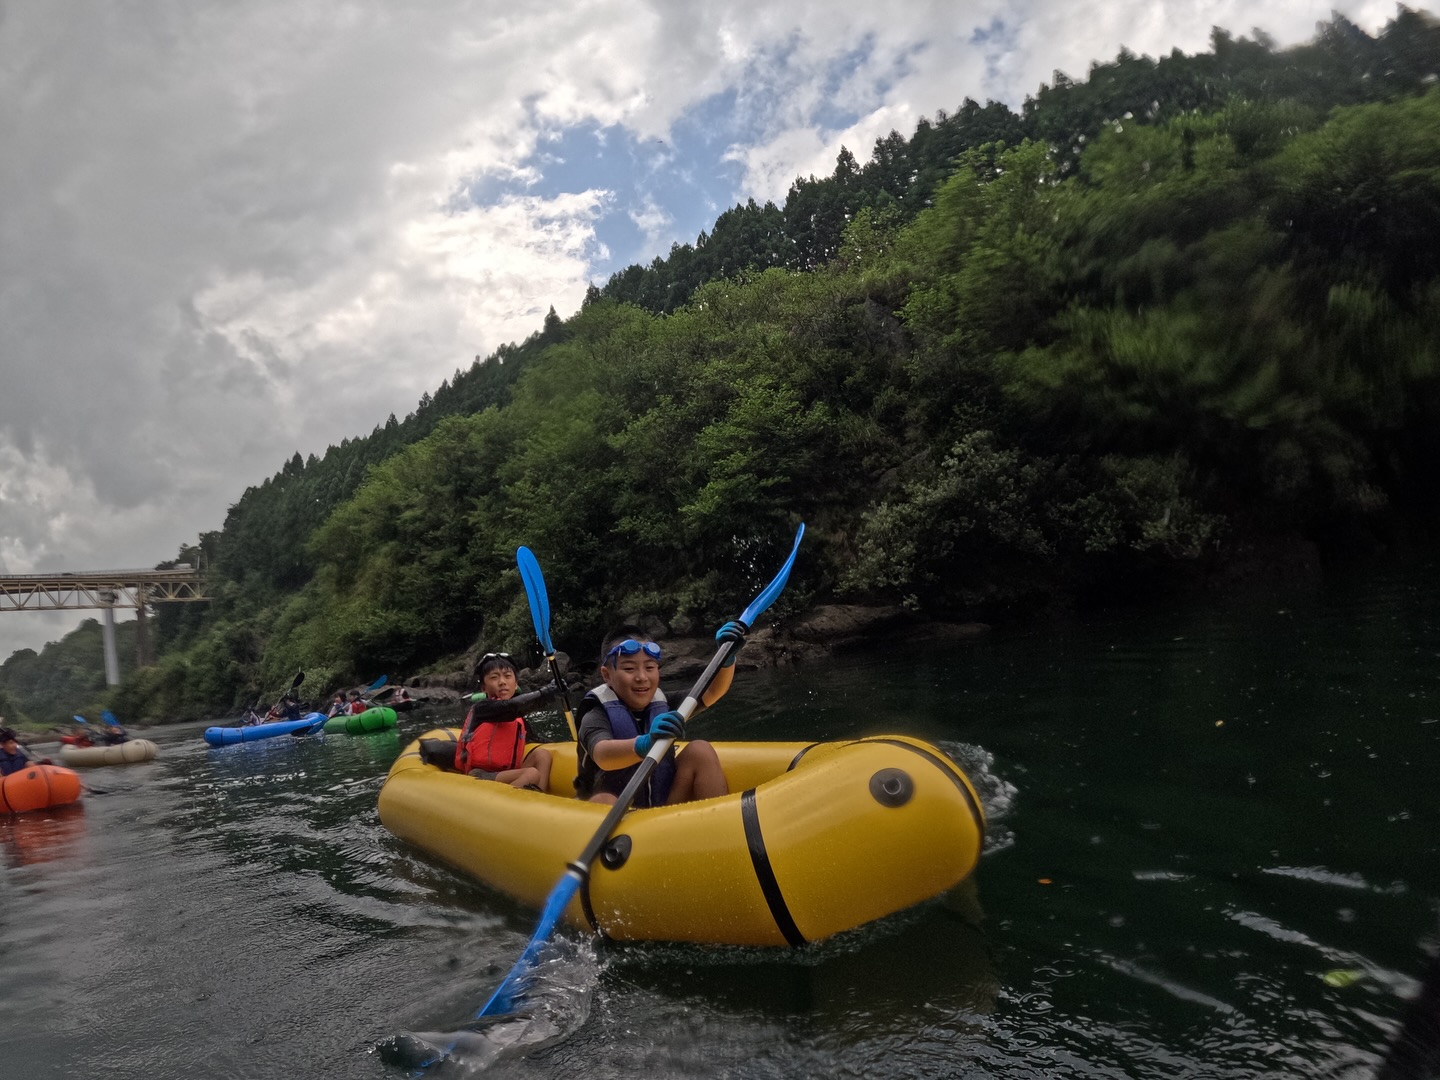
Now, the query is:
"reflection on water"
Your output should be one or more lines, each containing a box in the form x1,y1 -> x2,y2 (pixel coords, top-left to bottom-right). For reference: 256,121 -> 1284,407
0,804 -> 88,870
1,562 -> 1439,1078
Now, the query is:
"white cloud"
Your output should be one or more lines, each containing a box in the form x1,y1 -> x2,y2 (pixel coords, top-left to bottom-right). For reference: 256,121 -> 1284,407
0,0 -> 1408,659
628,196 -> 675,249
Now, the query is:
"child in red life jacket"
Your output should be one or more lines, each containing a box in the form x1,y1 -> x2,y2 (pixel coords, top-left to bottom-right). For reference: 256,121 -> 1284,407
455,652 -> 557,791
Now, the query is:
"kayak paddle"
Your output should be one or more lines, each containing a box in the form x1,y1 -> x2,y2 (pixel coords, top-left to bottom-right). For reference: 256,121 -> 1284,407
517,546 -> 579,741
472,523 -> 804,1022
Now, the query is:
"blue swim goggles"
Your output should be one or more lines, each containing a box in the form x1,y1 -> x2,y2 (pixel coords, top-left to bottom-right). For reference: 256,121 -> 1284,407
604,639 -> 662,666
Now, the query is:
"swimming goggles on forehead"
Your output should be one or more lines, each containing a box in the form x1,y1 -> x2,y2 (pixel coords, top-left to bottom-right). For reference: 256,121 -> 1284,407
477,652 -> 516,674
604,639 -> 662,665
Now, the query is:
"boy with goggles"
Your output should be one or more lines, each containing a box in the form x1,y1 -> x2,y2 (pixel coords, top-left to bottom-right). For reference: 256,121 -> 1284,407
575,621 -> 746,806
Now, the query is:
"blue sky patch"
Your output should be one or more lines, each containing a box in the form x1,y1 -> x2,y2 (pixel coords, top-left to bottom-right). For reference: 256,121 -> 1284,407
464,36 -> 925,285
469,91 -> 763,283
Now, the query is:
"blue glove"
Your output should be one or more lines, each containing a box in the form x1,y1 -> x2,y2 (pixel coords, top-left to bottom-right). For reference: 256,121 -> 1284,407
715,620 -> 747,668
633,711 -> 685,756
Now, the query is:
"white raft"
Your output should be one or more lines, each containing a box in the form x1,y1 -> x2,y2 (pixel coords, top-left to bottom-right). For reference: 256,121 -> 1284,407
57,739 -> 159,767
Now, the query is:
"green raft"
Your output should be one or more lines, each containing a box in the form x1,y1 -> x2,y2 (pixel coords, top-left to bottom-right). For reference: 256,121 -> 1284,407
323,706 -> 398,735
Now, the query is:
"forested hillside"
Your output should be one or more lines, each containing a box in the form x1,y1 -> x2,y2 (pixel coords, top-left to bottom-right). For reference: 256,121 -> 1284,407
0,619 -> 137,728
7,10 -> 1437,725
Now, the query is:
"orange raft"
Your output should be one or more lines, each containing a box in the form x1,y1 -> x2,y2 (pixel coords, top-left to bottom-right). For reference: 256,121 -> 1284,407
0,763 -> 83,814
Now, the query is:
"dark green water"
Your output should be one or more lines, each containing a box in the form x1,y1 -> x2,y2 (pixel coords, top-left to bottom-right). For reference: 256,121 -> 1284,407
2,562 -> 1437,1078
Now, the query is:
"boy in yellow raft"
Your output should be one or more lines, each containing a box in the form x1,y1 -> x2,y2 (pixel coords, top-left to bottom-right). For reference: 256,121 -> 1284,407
574,621 -> 746,807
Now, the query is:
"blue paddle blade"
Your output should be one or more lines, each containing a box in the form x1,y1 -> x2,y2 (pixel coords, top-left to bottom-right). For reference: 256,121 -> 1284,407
516,546 -> 554,655
740,523 -> 805,627
366,675 -> 388,692
475,872 -> 581,1018
100,711 -> 120,727
73,715 -> 87,725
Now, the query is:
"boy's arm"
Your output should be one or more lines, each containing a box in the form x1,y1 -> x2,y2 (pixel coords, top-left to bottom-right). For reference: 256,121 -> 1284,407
698,664 -> 735,709
589,734 -> 649,769
461,684 -> 558,722
578,702 -> 642,769
705,620 -> 747,706
658,666 -> 733,717
680,618 -> 748,711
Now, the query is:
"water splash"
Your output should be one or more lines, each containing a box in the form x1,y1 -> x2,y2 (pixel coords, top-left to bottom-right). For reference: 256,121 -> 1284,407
377,938 -> 598,1075
937,739 -> 1018,853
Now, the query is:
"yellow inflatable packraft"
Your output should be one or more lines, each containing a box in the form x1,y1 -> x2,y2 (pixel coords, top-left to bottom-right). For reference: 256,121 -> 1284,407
378,729 -> 985,946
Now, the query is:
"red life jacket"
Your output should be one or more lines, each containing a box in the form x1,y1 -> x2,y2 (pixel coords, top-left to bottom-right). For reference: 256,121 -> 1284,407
455,707 -> 526,773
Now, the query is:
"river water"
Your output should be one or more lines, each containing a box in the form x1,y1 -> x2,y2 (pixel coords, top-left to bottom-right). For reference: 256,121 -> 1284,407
2,561 -> 1437,1079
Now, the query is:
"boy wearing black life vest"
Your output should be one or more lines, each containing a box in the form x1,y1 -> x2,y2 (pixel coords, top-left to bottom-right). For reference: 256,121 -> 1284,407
574,622 -> 744,807
455,652 -> 557,791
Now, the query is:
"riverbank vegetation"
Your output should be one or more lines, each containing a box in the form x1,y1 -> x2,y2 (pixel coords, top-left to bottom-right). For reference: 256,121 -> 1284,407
5,12 -> 1440,726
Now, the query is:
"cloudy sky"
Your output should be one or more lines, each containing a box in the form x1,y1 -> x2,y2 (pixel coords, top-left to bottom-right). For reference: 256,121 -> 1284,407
0,0 -> 1407,659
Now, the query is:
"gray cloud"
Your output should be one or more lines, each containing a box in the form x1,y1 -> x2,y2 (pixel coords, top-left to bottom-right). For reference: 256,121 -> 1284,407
0,0 -> 1396,658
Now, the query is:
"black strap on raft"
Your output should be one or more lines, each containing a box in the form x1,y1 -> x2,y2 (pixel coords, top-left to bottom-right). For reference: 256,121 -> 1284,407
740,789 -> 806,947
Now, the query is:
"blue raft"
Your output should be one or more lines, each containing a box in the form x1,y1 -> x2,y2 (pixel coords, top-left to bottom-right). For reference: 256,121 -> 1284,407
204,713 -> 326,747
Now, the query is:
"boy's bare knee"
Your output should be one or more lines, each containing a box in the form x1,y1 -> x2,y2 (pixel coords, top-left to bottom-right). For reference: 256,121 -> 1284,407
678,740 -> 719,766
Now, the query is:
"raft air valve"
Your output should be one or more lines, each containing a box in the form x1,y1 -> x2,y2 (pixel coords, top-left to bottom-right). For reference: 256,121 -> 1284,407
869,768 -> 914,807
601,834 -> 632,869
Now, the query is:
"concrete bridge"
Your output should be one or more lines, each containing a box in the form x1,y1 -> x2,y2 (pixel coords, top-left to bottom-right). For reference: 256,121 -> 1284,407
0,566 -> 208,684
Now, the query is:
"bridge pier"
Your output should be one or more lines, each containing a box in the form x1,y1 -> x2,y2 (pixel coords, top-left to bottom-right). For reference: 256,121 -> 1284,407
135,601 -> 150,669
101,591 -> 121,687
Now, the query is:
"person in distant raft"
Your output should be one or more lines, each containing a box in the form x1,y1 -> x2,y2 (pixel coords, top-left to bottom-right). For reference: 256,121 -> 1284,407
62,724 -> 95,748
0,728 -> 50,775
574,622 -> 745,807
454,652 -> 558,791
266,692 -> 302,723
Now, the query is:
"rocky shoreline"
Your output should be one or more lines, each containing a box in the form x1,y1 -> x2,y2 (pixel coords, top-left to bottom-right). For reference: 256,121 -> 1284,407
400,603 -> 992,700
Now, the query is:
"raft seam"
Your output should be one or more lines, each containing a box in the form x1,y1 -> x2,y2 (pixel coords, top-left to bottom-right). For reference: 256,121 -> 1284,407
786,743 -> 823,772
740,789 -> 806,948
